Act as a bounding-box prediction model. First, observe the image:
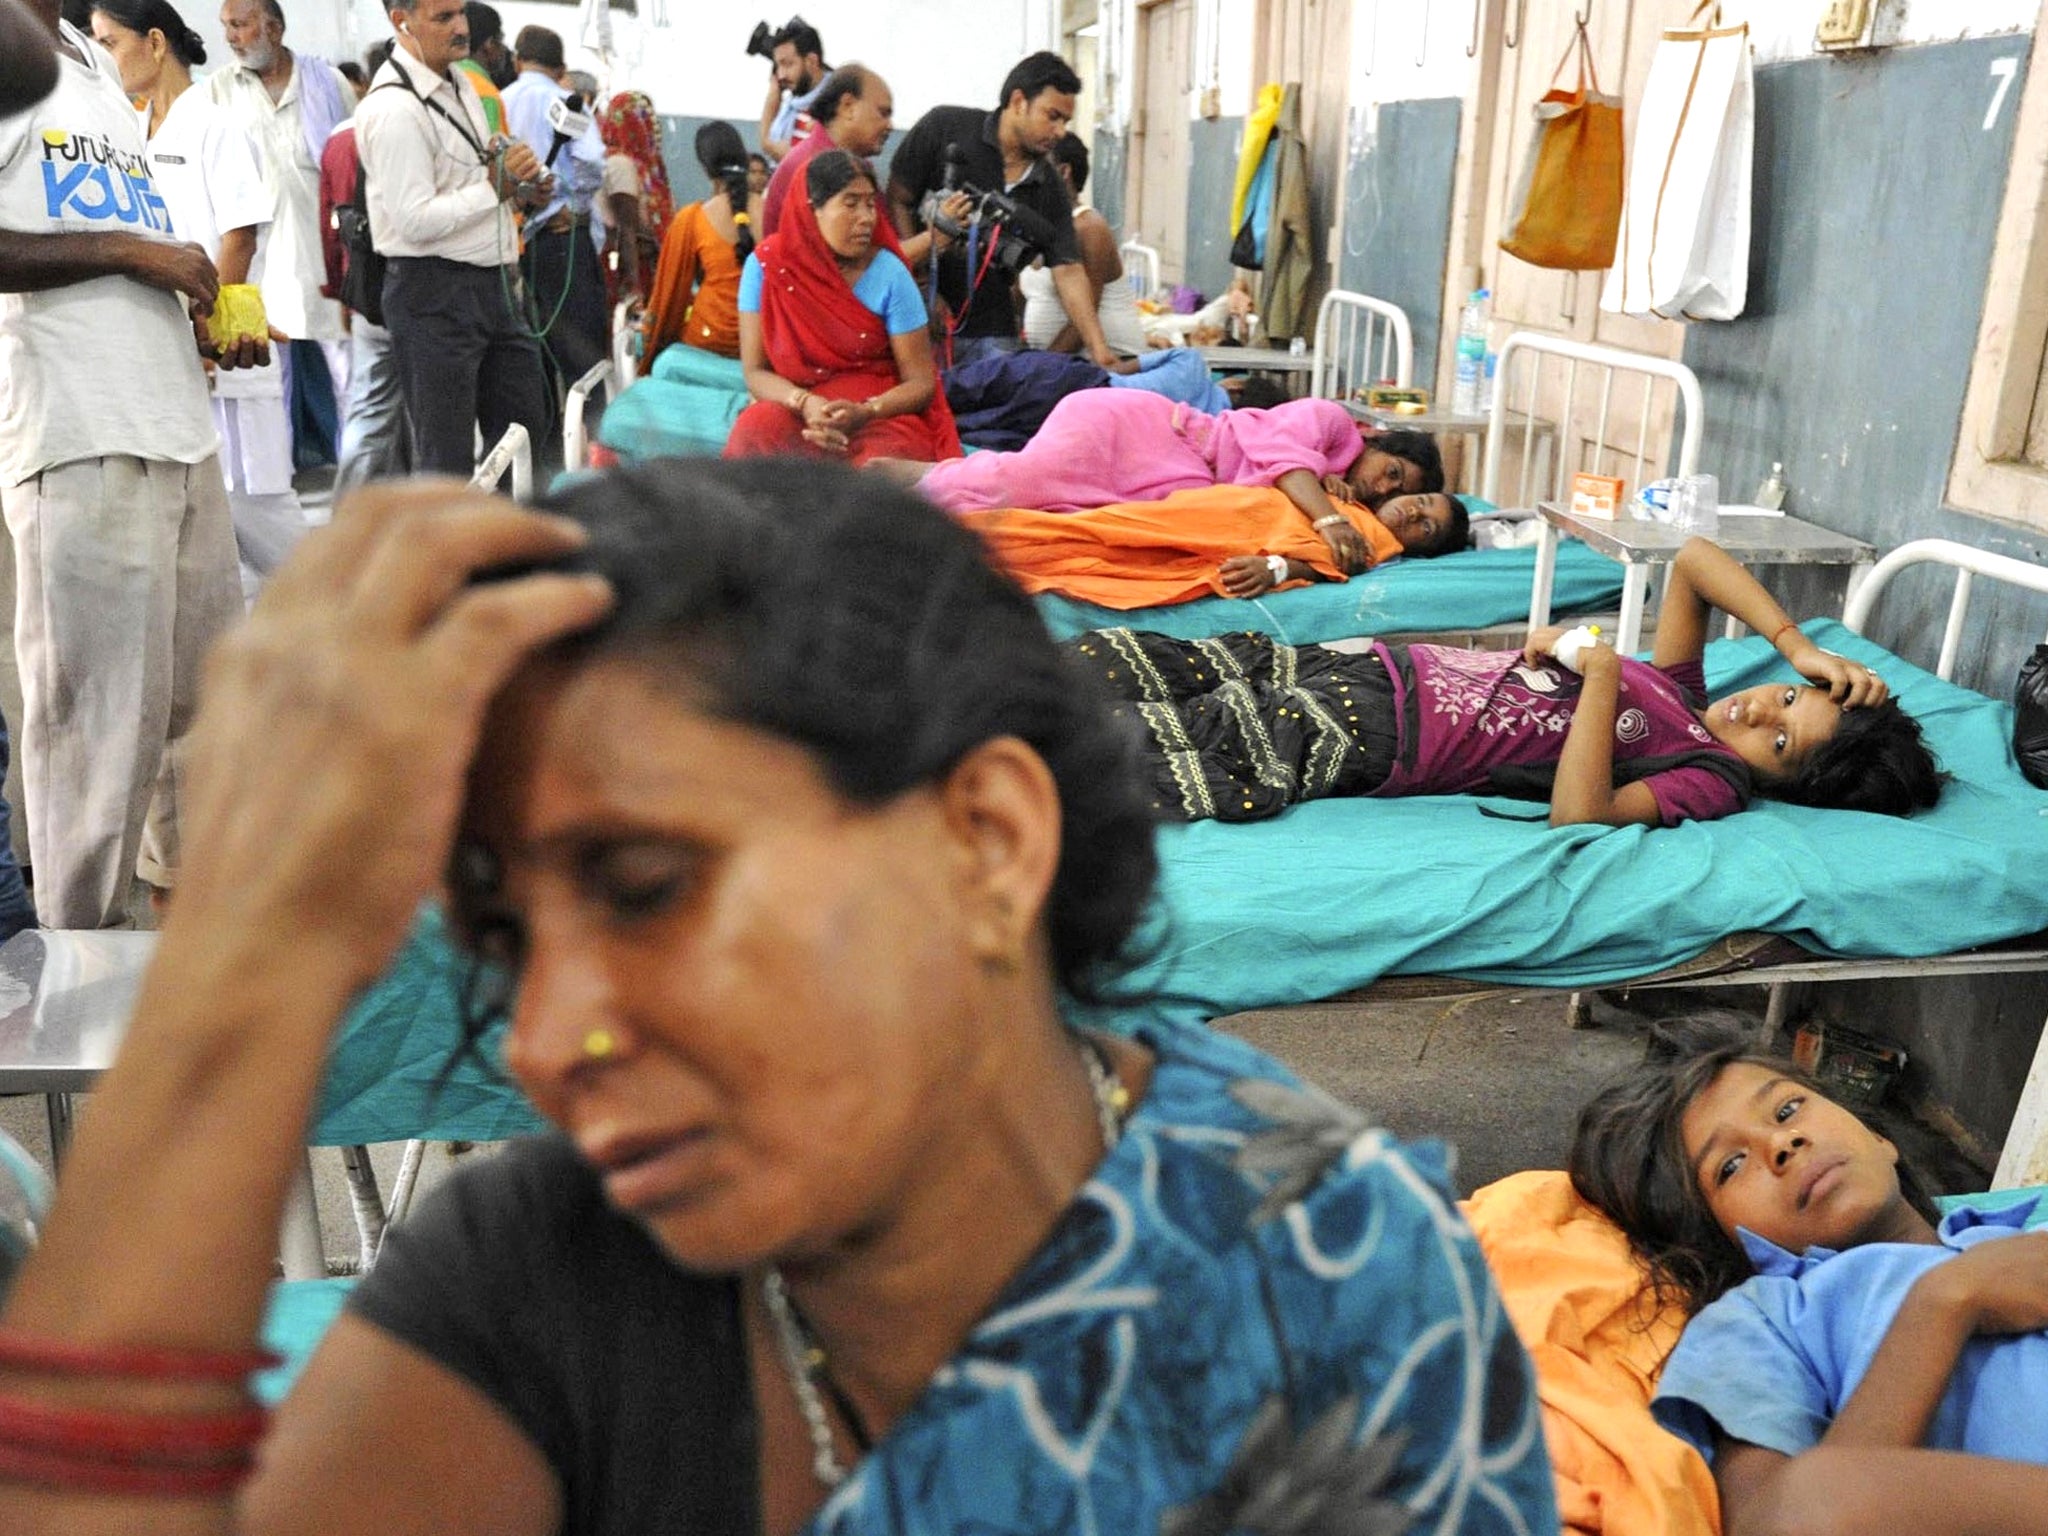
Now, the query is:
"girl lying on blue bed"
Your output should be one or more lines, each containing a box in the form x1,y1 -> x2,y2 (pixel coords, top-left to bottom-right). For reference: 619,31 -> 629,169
1071,534 -> 1944,824
1569,1017 -> 2048,1536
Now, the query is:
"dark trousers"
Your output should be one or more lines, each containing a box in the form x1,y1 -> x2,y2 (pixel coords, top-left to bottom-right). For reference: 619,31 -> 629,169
382,257 -> 551,479
520,222 -> 611,437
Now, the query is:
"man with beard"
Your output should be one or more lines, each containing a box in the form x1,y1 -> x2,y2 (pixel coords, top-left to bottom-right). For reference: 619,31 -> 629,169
208,0 -> 351,465
756,17 -> 826,163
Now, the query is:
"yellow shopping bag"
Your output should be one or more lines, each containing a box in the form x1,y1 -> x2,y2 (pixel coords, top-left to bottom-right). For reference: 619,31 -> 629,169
1499,21 -> 1624,272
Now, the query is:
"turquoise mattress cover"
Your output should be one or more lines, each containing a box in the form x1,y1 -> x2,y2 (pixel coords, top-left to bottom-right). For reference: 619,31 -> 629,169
1034,540 -> 1625,644
1106,619 -> 2048,1029
308,620 -> 2046,1143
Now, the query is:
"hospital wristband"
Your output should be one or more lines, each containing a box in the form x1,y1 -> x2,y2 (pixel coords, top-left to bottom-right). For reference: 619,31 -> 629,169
1265,554 -> 1289,585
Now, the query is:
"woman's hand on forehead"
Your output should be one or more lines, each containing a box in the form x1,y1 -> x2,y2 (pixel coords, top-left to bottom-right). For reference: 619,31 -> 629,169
166,480 -> 615,992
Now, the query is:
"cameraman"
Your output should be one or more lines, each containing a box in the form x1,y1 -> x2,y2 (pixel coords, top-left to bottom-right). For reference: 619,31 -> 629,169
888,51 -> 1115,370
755,17 -> 826,164
354,0 -> 550,477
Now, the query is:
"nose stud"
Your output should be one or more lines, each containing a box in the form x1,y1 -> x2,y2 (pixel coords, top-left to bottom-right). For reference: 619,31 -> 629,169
582,1029 -> 617,1061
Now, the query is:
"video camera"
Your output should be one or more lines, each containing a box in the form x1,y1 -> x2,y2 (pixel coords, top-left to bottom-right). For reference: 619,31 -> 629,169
920,144 -> 1062,277
745,13 -> 811,60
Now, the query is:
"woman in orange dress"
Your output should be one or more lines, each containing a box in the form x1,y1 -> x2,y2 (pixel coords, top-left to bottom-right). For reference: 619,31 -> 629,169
641,121 -> 759,364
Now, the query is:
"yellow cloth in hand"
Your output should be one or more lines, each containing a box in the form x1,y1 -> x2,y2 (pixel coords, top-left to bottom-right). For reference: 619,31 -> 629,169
207,284 -> 268,348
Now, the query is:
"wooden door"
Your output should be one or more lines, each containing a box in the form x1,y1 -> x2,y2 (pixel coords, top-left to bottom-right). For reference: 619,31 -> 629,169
1452,0 -> 1700,501
1251,0 -> 1352,319
1129,0 -> 1194,283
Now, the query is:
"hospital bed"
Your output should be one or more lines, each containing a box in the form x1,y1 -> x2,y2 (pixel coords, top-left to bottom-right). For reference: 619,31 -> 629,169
1111,538 -> 2048,1187
1119,239 -> 1161,303
1308,288 -> 1414,398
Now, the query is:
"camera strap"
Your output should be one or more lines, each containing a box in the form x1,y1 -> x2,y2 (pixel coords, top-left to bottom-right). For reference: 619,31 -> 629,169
380,70 -> 490,167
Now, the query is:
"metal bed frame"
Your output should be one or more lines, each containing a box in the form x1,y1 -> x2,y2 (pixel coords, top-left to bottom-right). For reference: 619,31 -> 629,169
1485,333 -> 1704,652
1309,289 -> 1414,399
1119,239 -> 1161,302
1317,537 -> 2048,1188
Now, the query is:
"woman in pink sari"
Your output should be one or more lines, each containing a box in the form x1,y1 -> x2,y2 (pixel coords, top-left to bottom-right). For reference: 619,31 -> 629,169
724,149 -> 960,464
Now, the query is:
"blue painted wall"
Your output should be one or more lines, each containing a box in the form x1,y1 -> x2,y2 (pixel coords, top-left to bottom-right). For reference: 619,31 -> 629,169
655,116 -> 903,203
1678,34 -> 2048,1158
1337,97 -> 1461,392
1184,114 -> 1242,303
1092,128 -> 1127,235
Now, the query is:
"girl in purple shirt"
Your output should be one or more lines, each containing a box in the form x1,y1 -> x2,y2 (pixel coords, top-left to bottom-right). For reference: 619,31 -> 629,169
1073,536 -> 1944,826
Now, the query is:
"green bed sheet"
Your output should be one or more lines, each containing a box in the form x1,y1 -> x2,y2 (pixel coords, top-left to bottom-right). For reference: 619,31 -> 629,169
1105,619 -> 2048,1030
1033,540 -> 1626,644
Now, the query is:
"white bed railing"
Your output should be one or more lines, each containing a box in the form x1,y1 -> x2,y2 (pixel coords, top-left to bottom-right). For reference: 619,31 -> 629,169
1309,289 -> 1413,401
1481,332 -> 1703,508
1836,537 -> 2048,1190
1844,537 -> 2048,681
1120,239 -> 1160,302
469,422 -> 532,501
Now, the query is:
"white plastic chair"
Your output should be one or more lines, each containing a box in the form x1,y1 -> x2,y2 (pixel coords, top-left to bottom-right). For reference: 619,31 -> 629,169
563,360 -> 612,474
470,422 -> 533,501
1309,289 -> 1414,401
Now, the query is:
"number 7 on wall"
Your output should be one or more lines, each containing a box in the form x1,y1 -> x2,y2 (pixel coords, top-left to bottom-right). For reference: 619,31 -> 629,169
1987,56 -> 2019,133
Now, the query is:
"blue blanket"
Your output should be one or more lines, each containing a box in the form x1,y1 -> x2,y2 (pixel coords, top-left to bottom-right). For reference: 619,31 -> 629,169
1101,620 -> 2048,1030
596,345 -> 749,461
1035,540 -> 1625,643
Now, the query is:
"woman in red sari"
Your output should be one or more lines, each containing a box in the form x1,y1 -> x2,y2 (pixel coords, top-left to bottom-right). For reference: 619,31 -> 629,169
725,149 -> 961,464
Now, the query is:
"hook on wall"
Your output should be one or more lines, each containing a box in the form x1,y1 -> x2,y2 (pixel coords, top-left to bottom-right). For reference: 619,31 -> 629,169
1466,0 -> 1481,57
1574,1 -> 1591,23
1503,0 -> 1527,49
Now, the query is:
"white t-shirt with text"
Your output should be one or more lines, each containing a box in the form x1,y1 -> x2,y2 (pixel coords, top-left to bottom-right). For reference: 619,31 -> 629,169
0,22 -> 216,486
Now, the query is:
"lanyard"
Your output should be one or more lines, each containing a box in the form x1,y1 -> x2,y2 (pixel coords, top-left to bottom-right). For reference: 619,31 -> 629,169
374,72 -> 488,165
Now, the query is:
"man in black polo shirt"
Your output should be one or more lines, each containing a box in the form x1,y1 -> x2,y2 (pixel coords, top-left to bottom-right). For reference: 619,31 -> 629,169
888,50 -> 1117,369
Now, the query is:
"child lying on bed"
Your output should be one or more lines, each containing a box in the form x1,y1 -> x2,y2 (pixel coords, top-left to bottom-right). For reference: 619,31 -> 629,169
1071,534 -> 1944,824
964,486 -> 1470,611
1569,1016 -> 2048,1536
876,391 -> 1444,575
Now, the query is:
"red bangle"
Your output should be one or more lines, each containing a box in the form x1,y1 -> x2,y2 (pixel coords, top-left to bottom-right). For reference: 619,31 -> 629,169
1770,619 -> 1799,646
0,1390 -> 268,1460
0,1327 -> 278,1383
0,1440 -> 255,1496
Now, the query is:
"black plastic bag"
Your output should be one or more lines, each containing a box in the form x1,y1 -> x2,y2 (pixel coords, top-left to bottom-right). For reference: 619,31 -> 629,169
2017,644 -> 2048,789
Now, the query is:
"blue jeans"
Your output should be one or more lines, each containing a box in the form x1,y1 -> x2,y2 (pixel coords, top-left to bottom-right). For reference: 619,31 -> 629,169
0,707 -> 34,943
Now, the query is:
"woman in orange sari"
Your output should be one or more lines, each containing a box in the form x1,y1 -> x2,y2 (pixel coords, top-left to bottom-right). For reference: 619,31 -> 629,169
964,487 -> 1468,609
724,149 -> 960,464
641,122 -> 759,364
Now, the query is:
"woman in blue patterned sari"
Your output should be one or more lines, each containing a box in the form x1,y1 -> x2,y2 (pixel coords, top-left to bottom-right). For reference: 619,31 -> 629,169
0,460 -> 1557,1536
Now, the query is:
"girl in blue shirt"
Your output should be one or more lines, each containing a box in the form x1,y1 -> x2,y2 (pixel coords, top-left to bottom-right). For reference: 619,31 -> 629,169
1570,1017 -> 2048,1536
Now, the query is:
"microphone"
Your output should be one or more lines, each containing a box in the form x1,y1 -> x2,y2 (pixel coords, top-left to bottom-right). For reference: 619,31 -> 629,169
544,91 -> 590,169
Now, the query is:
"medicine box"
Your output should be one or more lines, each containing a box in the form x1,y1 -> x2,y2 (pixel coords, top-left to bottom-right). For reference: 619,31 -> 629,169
1569,472 -> 1626,519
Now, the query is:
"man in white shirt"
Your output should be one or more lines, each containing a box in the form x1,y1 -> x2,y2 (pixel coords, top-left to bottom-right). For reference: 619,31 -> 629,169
501,25 -> 607,427
354,0 -> 550,478
0,1 -> 245,929
208,0 -> 350,465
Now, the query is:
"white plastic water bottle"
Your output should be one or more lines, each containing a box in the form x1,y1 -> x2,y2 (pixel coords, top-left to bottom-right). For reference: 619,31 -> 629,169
1452,288 -> 1490,416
